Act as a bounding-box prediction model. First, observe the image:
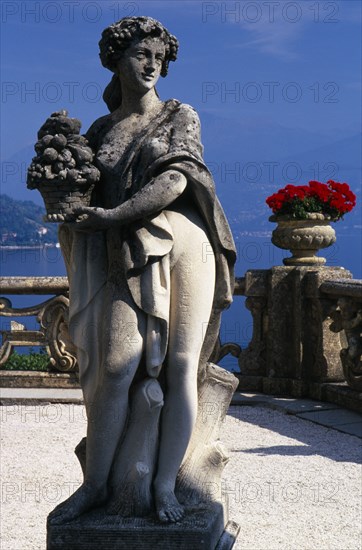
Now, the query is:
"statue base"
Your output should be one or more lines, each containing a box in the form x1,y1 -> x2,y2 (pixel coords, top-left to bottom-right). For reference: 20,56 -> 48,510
47,502 -> 240,549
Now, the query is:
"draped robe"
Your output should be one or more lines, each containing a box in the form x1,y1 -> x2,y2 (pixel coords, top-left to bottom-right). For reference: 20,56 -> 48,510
59,99 -> 236,393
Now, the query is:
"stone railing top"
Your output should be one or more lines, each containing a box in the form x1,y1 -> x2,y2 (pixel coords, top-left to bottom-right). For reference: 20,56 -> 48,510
2,275 -> 361,299
0,277 -> 69,295
320,278 -> 362,299
1,275 -> 361,300
0,276 -> 246,296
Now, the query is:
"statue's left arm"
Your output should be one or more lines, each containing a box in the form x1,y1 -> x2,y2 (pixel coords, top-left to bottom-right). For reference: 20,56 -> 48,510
69,103 -> 204,231
70,169 -> 187,231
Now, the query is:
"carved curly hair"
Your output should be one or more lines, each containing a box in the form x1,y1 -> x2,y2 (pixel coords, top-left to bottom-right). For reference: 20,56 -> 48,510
99,16 -> 178,77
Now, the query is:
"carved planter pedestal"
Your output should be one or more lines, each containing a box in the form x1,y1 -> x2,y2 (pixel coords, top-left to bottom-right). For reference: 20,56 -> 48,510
270,213 -> 336,266
236,266 -> 354,400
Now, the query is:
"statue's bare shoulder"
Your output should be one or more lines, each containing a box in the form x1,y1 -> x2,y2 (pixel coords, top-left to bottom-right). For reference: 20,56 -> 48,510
85,113 -> 113,150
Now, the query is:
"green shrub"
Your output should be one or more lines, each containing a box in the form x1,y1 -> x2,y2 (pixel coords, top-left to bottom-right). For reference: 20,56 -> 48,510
1,348 -> 50,371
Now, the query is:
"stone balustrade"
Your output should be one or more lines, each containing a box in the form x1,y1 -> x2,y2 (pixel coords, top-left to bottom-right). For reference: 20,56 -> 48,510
320,279 -> 362,391
0,277 -> 76,372
1,270 -> 361,409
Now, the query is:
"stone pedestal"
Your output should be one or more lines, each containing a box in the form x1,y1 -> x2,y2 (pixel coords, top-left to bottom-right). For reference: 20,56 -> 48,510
47,502 -> 240,550
238,266 -> 353,396
47,364 -> 240,549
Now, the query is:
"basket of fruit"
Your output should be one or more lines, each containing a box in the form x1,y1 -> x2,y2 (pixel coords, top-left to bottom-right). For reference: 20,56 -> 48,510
27,110 -> 100,221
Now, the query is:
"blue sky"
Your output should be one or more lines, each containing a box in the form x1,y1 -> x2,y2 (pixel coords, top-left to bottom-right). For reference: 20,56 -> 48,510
0,0 -> 361,283
1,0 -> 360,158
1,0 -> 361,277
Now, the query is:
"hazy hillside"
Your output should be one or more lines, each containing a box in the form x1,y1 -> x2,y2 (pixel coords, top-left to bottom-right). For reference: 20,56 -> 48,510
0,194 -> 58,246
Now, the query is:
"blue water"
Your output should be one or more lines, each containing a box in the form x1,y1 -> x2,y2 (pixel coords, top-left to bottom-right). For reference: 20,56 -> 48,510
0,247 -> 66,353
1,232 -> 361,368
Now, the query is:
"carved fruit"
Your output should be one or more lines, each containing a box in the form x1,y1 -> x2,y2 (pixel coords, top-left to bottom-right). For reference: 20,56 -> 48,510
43,148 -> 58,163
51,134 -> 67,151
67,169 -> 79,182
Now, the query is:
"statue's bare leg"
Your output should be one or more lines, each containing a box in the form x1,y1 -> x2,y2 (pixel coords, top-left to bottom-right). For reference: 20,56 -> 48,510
49,280 -> 146,524
154,209 -> 216,522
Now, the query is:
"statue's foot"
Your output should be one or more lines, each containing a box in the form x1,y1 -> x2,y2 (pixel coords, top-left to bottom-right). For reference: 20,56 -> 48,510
48,482 -> 107,525
155,489 -> 185,523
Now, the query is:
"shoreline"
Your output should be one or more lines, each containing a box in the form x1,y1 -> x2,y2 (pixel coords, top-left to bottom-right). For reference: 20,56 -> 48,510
0,244 -> 60,250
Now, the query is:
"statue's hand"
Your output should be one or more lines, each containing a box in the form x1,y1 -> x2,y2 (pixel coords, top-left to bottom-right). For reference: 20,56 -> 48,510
66,206 -> 115,232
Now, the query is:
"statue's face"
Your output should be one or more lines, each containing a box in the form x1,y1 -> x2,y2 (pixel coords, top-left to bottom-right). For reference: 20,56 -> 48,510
117,37 -> 165,93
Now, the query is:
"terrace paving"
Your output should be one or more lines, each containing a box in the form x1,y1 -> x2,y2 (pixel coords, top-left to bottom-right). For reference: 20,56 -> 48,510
2,387 -> 361,438
1,389 -> 361,549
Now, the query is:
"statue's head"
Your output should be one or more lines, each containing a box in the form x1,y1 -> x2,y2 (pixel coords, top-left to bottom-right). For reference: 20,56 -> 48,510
99,17 -> 178,112
99,17 -> 178,78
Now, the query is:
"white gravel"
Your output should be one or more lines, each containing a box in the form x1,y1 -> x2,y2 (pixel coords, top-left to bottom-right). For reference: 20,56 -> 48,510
1,404 -> 361,550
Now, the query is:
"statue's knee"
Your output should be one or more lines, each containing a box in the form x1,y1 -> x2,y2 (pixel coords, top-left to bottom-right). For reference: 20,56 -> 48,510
103,356 -> 135,380
104,360 -> 123,377
102,339 -> 142,388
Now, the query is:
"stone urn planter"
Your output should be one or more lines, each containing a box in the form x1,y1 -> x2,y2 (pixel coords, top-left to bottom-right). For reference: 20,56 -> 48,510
270,213 -> 336,266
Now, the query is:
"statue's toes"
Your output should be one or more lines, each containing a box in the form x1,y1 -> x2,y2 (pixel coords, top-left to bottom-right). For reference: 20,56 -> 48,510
158,509 -> 169,523
155,489 -> 185,523
158,504 -> 184,523
168,505 -> 184,523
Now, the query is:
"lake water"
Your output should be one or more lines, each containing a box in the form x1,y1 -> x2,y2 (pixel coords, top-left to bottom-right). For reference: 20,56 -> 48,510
1,233 -> 361,369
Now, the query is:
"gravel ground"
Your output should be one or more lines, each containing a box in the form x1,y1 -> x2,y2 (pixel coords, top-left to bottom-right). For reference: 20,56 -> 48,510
1,404 -> 361,550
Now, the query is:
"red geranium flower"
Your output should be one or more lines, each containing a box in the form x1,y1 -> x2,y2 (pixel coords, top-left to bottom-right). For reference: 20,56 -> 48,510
266,180 -> 356,220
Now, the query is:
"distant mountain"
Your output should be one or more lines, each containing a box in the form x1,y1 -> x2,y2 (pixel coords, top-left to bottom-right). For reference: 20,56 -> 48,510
200,113 -> 336,161
0,194 -> 58,246
0,145 -> 38,204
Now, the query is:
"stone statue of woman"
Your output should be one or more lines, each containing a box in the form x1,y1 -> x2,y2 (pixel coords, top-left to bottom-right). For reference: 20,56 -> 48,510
47,16 -> 236,527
